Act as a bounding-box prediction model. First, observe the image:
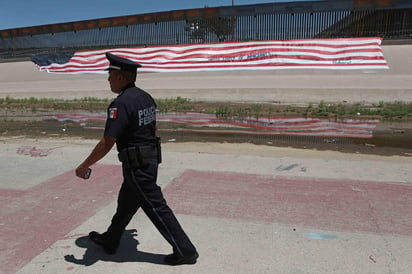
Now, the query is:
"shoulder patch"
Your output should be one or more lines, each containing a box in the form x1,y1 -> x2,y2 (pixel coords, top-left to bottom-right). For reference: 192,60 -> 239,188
109,108 -> 118,119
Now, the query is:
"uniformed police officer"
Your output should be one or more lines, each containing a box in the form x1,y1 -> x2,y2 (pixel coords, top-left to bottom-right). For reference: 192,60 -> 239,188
75,52 -> 198,265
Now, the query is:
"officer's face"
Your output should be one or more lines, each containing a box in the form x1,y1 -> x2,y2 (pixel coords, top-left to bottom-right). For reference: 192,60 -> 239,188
108,71 -> 123,94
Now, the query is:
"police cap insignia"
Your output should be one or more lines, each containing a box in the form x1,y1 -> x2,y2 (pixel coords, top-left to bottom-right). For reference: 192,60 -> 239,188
105,52 -> 142,72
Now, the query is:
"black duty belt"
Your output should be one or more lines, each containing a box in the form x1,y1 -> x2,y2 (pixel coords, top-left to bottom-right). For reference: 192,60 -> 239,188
118,144 -> 161,168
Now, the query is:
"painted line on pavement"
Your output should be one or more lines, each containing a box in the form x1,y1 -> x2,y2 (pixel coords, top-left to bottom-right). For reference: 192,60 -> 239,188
164,170 -> 412,236
0,164 -> 122,274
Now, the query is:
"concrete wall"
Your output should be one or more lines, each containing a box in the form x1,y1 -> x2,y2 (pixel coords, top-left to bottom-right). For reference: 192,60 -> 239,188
0,45 -> 411,104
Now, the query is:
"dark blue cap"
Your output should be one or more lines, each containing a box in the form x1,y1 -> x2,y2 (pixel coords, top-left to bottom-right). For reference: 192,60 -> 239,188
105,52 -> 142,72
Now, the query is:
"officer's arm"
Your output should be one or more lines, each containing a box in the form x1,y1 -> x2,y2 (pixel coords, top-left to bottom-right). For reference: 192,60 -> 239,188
75,136 -> 116,178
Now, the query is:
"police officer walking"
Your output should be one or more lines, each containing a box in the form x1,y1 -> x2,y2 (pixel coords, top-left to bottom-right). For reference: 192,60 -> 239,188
75,52 -> 198,265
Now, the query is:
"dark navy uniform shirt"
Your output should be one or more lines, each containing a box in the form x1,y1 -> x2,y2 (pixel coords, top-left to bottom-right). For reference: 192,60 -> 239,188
104,84 -> 157,152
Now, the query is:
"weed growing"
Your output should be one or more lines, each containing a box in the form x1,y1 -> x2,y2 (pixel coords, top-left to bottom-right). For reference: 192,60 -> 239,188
0,96 -> 411,121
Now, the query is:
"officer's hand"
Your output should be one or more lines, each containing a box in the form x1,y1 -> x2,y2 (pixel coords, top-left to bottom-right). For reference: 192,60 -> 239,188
75,165 -> 89,179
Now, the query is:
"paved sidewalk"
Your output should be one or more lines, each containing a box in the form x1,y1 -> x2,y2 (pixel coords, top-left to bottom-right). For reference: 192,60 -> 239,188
1,138 -> 411,274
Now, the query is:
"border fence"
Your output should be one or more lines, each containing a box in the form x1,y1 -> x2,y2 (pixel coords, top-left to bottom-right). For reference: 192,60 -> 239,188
0,0 -> 411,60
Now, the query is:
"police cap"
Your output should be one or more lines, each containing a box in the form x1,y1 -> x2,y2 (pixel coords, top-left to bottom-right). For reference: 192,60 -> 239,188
105,52 -> 142,72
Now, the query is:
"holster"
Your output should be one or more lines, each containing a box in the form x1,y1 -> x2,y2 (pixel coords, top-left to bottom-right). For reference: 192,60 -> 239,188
155,136 -> 162,164
118,139 -> 162,169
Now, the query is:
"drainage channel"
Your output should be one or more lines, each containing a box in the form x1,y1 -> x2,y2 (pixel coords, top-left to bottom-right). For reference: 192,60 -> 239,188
0,112 -> 411,157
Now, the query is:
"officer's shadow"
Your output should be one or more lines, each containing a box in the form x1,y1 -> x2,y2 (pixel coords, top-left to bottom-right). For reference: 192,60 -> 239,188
64,229 -> 166,266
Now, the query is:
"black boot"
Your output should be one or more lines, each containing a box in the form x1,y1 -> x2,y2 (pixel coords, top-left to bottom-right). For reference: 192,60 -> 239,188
88,231 -> 118,255
164,251 -> 199,265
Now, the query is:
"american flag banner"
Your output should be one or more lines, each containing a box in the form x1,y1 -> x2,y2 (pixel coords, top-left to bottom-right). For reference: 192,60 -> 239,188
36,37 -> 388,74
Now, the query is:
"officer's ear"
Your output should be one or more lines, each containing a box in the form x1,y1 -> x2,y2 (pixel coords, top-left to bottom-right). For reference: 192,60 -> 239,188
116,72 -> 123,81
117,71 -> 129,82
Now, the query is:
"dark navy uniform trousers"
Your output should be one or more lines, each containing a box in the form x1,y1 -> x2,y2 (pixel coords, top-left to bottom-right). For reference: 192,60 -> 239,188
102,157 -> 196,256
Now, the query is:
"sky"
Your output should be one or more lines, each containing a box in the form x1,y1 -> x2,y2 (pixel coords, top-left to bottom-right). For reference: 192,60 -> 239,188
0,0 -> 312,30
